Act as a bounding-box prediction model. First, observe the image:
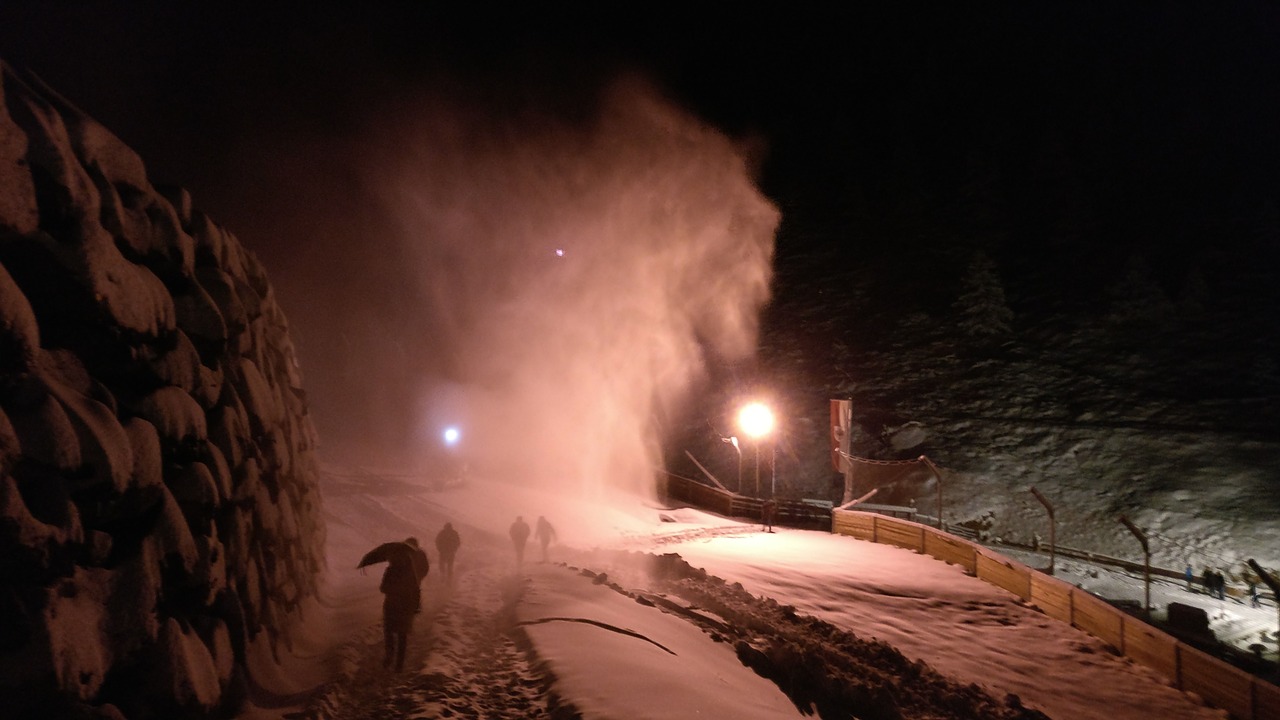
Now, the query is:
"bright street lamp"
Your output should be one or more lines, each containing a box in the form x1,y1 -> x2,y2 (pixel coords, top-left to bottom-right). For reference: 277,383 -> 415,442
737,402 -> 775,498
442,426 -> 461,447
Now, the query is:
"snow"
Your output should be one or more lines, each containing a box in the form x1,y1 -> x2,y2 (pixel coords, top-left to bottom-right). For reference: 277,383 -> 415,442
240,469 -> 1243,719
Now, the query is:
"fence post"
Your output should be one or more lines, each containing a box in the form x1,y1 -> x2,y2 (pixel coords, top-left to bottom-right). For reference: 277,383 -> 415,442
919,455 -> 943,530
1030,486 -> 1056,575
1119,515 -> 1151,615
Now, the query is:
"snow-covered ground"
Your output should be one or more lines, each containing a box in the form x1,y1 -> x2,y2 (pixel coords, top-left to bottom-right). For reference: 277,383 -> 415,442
232,468 -> 1267,719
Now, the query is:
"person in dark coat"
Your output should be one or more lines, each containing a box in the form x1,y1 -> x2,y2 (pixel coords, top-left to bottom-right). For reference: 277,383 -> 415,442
510,516 -> 531,566
762,499 -> 777,533
534,516 -> 557,563
380,550 -> 422,671
435,522 -> 461,581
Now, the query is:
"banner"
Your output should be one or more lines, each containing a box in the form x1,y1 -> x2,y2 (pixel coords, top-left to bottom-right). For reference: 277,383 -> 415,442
830,399 -> 851,472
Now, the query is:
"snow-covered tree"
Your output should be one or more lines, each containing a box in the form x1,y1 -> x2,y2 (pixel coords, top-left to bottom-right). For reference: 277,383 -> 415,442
952,252 -> 1013,338
1177,266 -> 1210,324
1106,254 -> 1175,333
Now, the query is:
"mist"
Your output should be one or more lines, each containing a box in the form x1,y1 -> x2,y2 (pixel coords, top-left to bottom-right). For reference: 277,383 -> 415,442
347,77 -> 778,500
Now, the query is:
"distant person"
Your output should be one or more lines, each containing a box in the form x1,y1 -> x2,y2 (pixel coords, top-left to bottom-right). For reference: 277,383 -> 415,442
405,537 -> 430,584
534,516 -> 557,563
1216,572 -> 1227,601
1250,580 -> 1261,608
510,516 -> 531,566
1207,570 -> 1225,601
435,522 -> 461,582
762,499 -> 777,533
1201,567 -> 1213,595
1184,564 -> 1194,591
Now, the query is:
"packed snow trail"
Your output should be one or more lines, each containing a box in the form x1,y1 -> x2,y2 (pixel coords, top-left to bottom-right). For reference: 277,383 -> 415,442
298,558 -> 556,719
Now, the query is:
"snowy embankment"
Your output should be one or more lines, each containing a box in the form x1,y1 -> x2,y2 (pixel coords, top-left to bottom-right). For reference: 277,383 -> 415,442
244,469 -> 1230,720
1,60 -> 324,718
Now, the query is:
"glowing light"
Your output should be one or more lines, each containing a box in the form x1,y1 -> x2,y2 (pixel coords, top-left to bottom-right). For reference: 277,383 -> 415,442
443,426 -> 461,446
555,248 -> 565,257
737,402 -> 774,439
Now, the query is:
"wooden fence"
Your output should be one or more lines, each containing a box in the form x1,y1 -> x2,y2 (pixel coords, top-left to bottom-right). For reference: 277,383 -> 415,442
662,474 -> 832,530
832,510 -> 1280,720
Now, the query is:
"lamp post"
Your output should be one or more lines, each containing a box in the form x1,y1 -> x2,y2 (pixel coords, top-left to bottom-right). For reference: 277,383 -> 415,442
721,435 -> 743,494
738,402 -> 775,498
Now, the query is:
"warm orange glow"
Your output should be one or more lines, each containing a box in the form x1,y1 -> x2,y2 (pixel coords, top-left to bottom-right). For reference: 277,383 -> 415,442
737,402 -> 775,439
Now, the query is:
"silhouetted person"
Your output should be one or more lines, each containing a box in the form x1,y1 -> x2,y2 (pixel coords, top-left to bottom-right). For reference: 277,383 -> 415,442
1202,567 -> 1213,595
534,516 -> 557,563
405,537 -> 430,584
380,549 -> 422,671
1250,580 -> 1261,608
510,516 -> 531,566
435,522 -> 461,581
762,499 -> 777,533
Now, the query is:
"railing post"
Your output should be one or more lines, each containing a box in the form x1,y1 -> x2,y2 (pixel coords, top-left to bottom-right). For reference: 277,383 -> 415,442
1119,515 -> 1151,615
919,455 -> 943,530
1030,486 -> 1056,575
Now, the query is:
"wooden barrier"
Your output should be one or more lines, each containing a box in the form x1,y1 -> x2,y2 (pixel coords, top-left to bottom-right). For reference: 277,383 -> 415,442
662,474 -> 831,531
1123,617 -> 1179,680
1180,645 -> 1256,719
875,516 -> 926,552
1071,589 -> 1126,651
830,509 -> 1280,720
1256,679 -> 1280,720
923,527 -> 977,574
1029,572 -> 1074,624
976,549 -> 1032,601
832,511 -> 875,541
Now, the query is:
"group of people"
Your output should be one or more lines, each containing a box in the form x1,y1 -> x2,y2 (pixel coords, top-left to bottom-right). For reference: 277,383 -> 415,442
509,515 -> 557,565
370,514 -> 558,671
1185,565 -> 1229,601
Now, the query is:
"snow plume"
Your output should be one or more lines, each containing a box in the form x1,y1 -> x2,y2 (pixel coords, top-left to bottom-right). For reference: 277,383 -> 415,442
369,77 -> 778,504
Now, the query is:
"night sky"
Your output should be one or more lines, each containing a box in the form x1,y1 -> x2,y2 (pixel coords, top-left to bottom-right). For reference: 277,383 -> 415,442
3,3 -> 1279,464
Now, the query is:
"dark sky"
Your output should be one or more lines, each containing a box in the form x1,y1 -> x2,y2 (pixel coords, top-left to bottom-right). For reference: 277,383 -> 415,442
3,2 -> 1279,462
5,3 -> 1279,254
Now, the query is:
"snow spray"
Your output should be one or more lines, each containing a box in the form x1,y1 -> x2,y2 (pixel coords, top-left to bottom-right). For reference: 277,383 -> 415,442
369,76 -> 779,503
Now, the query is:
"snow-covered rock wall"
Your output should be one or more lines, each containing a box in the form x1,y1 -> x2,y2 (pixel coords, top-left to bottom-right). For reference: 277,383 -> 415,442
0,61 -> 324,718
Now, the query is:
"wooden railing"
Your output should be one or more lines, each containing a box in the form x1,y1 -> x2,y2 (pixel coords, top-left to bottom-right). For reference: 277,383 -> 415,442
661,474 -> 832,530
832,510 -> 1280,720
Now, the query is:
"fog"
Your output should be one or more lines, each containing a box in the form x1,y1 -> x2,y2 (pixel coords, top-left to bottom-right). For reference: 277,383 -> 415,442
350,77 -> 778,499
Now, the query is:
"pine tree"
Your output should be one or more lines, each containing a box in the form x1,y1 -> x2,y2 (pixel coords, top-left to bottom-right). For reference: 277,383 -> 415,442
953,251 -> 1013,337
1107,254 -> 1175,333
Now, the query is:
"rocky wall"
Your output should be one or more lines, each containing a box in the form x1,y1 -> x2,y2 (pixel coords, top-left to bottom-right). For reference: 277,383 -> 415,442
0,61 -> 325,719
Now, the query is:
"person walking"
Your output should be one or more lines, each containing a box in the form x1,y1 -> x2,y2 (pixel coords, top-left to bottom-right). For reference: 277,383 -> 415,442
534,516 -> 557,563
379,548 -> 421,671
510,516 -> 531,567
762,499 -> 777,533
435,522 -> 461,582
1184,564 -> 1194,591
